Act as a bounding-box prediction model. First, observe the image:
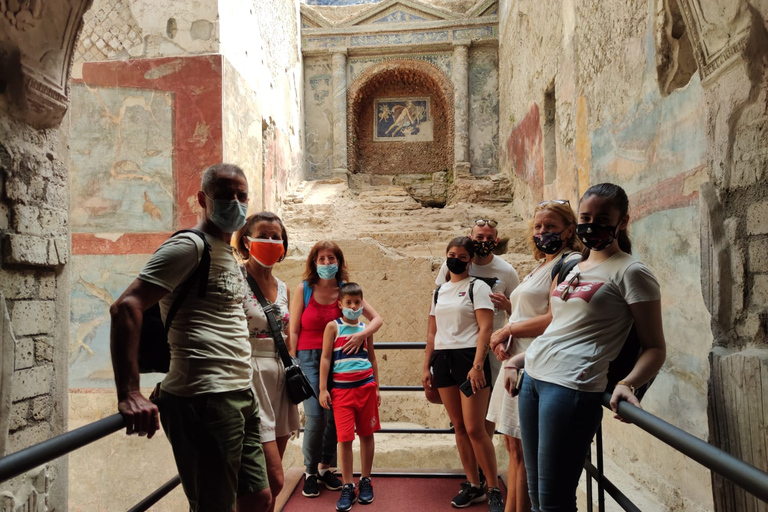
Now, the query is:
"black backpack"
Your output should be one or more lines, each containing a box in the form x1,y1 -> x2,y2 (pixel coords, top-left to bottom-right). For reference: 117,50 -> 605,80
138,229 -> 212,373
432,275 -> 497,306
551,253 -> 654,400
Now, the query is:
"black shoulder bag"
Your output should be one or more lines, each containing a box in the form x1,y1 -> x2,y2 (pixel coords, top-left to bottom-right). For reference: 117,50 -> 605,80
245,274 -> 316,404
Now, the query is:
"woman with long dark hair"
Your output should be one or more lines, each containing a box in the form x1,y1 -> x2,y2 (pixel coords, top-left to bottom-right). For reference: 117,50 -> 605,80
423,236 -> 504,512
507,183 -> 666,512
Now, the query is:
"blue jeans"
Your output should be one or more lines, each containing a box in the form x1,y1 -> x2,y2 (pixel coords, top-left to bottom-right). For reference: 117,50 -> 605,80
518,375 -> 603,512
298,349 -> 337,474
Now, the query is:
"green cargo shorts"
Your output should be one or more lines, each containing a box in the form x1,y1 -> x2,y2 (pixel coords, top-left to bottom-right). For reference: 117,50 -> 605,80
159,388 -> 269,512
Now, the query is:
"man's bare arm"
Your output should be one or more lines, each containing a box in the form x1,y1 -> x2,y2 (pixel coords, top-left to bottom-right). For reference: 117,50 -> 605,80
110,279 -> 169,438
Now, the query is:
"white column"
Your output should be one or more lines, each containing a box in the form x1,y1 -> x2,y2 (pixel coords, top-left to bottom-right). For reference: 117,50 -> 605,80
332,50 -> 348,177
452,41 -> 471,176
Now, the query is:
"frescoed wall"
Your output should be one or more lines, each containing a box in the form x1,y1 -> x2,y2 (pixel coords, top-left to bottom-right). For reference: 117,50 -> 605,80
468,47 -> 499,176
68,55 -> 224,388
498,0 -> 714,509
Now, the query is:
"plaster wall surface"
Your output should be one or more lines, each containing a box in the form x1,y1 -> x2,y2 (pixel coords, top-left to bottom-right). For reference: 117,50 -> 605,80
219,0 -> 304,211
73,0 -> 219,76
498,0 -> 716,509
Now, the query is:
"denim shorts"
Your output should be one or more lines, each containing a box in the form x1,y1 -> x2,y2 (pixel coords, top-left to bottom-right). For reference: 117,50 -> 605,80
159,388 -> 269,511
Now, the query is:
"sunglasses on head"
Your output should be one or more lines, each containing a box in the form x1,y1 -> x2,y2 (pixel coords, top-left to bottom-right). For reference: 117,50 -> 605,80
474,219 -> 498,228
539,199 -> 570,206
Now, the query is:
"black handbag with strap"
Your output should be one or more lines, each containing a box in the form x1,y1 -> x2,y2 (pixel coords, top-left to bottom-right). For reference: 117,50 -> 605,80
245,273 -> 316,404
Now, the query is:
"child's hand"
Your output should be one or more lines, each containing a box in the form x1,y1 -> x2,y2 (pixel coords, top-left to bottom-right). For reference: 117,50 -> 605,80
376,388 -> 381,407
319,390 -> 331,409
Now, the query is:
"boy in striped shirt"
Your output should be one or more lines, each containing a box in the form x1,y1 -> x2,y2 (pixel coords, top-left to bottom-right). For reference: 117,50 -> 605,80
319,282 -> 381,511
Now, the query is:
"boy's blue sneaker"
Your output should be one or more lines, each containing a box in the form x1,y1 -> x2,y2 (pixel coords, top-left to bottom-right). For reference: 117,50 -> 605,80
336,483 -> 357,512
358,477 -> 374,504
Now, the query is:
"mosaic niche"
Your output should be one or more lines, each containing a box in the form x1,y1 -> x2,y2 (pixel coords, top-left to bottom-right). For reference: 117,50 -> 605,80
374,97 -> 432,141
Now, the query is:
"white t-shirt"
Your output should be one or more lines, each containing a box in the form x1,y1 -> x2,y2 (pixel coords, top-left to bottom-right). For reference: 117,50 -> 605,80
525,252 -> 660,392
507,252 -> 581,355
139,232 -> 252,396
429,277 -> 494,350
435,255 -> 520,331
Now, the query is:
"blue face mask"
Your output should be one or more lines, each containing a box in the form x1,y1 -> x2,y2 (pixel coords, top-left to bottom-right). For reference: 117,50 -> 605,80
342,306 -> 364,321
317,263 -> 338,280
207,196 -> 248,233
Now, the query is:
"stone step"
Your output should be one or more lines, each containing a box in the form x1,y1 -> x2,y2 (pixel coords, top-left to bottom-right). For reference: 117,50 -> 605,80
281,421 -> 509,472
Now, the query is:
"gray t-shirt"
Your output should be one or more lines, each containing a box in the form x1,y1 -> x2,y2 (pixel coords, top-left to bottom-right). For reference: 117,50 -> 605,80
139,232 -> 252,396
525,252 -> 661,392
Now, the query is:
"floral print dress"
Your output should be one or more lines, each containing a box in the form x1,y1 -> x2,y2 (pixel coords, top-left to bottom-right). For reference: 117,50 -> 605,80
242,271 -> 300,442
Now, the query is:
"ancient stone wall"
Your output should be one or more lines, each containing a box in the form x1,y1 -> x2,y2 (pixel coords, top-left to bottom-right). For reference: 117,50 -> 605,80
219,0 -> 304,211
0,0 -> 94,508
498,0 -> 768,510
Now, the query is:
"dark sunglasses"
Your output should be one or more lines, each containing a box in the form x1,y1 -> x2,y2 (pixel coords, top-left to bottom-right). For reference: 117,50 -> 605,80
474,219 -> 498,228
539,199 -> 570,206
560,272 -> 580,301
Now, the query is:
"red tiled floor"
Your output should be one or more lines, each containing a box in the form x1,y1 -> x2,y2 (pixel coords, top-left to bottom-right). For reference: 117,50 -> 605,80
281,474 -> 506,512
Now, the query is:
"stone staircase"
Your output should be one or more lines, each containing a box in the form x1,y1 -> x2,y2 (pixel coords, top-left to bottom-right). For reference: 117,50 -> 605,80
277,178 -> 531,475
281,179 -> 534,269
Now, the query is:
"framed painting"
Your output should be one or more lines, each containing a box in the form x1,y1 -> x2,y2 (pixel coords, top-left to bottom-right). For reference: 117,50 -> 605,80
373,97 -> 433,141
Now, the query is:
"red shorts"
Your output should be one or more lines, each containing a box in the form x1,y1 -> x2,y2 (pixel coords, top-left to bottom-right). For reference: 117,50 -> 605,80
331,383 -> 380,443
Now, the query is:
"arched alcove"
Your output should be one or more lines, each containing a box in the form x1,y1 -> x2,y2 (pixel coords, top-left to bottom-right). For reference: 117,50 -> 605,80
347,59 -> 454,175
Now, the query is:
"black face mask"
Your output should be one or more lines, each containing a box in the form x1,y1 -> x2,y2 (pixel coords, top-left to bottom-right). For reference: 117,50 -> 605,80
446,257 -> 469,274
472,239 -> 497,257
533,231 -> 565,255
576,223 -> 619,251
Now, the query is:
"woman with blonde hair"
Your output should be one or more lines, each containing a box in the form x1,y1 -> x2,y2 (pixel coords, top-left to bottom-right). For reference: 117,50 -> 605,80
486,199 -> 581,512
289,240 -> 383,499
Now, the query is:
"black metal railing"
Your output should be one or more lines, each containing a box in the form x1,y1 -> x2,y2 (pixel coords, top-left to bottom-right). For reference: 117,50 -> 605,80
0,403 -> 180,512
1,341 -> 767,511
584,393 -> 768,511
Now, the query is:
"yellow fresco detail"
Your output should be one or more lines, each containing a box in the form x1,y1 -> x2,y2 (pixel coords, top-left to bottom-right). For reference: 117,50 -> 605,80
77,277 -> 114,305
575,96 -> 591,197
143,191 -> 163,221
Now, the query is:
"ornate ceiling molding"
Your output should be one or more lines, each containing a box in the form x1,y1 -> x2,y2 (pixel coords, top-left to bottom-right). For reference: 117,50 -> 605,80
301,0 -> 498,54
1,0 -> 94,128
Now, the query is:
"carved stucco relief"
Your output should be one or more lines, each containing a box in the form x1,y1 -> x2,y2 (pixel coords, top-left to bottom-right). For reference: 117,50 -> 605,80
0,0 -> 94,128
676,0 -> 752,82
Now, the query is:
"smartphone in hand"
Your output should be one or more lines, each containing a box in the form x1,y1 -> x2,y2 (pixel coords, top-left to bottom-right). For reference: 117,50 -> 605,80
460,378 -> 488,397
459,379 -> 474,397
513,369 -> 525,397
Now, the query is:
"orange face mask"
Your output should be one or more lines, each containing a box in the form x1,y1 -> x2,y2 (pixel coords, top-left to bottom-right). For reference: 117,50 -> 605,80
247,237 -> 285,268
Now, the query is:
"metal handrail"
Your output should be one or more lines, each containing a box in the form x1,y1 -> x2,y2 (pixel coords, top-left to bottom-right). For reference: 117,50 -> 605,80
2,340 -> 768,510
0,412 -> 125,483
602,393 -> 768,504
126,475 -> 181,512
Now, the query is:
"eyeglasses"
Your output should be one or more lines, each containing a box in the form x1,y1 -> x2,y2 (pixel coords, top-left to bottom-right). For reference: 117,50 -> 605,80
539,199 -> 570,206
560,271 -> 580,301
474,219 -> 498,228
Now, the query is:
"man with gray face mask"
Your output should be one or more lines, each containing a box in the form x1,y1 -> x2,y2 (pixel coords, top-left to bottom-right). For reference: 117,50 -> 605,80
110,163 -> 272,512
